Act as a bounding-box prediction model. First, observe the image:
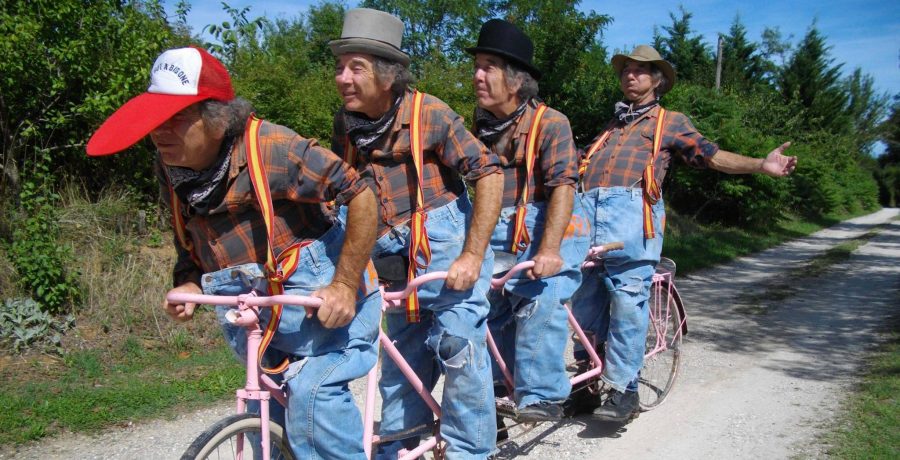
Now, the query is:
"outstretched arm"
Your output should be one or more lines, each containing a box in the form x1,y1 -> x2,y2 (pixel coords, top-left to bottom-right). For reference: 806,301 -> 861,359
708,142 -> 797,177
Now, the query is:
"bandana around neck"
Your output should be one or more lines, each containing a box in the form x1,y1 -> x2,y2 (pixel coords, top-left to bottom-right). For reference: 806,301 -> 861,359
166,135 -> 235,215
474,100 -> 530,144
614,100 -> 659,124
343,95 -> 403,157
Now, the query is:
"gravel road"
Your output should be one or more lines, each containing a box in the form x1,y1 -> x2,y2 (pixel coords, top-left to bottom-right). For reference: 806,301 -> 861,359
3,208 -> 898,460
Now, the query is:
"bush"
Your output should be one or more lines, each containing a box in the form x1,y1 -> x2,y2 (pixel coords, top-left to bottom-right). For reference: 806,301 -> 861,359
0,298 -> 74,354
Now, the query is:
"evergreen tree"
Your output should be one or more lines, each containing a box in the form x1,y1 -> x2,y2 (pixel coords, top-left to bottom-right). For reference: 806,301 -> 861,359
778,23 -> 849,133
720,15 -> 767,91
844,68 -> 890,153
652,6 -> 713,86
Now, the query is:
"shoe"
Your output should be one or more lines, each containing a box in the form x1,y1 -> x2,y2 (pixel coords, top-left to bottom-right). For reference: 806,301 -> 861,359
517,402 -> 563,422
592,390 -> 639,422
563,359 -> 602,416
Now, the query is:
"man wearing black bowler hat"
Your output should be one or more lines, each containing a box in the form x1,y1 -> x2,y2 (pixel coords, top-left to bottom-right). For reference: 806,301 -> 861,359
467,19 -> 590,423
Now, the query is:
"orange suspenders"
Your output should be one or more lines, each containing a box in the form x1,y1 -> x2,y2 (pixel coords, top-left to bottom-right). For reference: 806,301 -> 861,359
510,103 -> 548,254
167,116 -> 305,374
579,107 -> 668,239
343,91 -> 430,323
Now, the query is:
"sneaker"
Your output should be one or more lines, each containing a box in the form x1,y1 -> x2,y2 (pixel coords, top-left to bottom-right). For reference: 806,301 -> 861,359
517,402 -> 563,422
592,390 -> 639,422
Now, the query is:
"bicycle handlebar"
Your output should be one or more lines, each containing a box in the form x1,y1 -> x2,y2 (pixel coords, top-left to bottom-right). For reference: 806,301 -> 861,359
166,292 -> 324,308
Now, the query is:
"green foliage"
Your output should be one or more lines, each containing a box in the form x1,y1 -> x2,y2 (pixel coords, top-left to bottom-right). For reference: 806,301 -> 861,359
652,6 -> 714,86
0,298 -> 74,354
7,150 -> 81,314
720,15 -> 768,91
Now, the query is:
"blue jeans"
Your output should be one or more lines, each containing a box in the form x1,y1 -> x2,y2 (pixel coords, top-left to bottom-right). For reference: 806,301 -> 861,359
487,200 -> 590,408
571,187 -> 664,393
374,195 -> 497,459
201,220 -> 381,460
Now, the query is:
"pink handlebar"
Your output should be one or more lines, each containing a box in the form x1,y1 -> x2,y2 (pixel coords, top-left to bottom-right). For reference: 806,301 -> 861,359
490,261 -> 536,289
166,292 -> 323,308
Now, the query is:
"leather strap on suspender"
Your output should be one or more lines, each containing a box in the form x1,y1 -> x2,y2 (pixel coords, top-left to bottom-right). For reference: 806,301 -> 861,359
510,103 -> 548,254
642,107 -> 666,239
405,90 -> 431,323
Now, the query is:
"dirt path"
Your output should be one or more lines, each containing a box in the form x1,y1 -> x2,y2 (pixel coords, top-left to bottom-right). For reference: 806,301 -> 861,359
3,209 -> 898,460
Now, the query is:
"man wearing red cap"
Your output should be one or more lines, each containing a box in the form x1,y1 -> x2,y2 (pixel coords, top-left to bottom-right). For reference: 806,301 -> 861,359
87,46 -> 380,459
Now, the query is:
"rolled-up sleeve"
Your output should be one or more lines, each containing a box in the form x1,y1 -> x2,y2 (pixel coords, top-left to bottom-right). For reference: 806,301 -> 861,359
668,112 -> 718,168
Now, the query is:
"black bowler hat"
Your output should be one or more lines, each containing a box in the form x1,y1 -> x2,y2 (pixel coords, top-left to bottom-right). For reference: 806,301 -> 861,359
466,19 -> 541,80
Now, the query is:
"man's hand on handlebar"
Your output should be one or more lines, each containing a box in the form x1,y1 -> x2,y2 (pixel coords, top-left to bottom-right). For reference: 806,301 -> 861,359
312,281 -> 357,329
164,282 -> 202,322
446,251 -> 483,291
528,248 -> 563,280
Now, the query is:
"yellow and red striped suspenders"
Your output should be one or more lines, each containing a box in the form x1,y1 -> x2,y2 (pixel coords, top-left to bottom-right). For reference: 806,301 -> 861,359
579,107 -> 668,239
167,116 -> 304,374
641,107 -> 667,239
343,91 -> 430,322
510,103 -> 548,254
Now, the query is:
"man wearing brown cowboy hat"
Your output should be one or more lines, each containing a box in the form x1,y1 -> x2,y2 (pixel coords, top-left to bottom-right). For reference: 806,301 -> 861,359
466,18 -> 590,424
569,45 -> 797,421
86,46 -> 381,459
329,8 -> 504,459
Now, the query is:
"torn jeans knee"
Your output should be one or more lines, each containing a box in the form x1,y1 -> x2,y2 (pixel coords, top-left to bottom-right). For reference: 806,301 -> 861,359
429,332 -> 473,369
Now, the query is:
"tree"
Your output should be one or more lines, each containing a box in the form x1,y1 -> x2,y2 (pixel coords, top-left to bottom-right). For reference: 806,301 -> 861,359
844,68 -> 890,153
778,23 -> 849,133
720,16 -> 767,91
652,6 -> 713,86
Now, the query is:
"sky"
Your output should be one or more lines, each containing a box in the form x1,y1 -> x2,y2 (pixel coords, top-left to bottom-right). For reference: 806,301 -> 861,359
171,0 -> 900,97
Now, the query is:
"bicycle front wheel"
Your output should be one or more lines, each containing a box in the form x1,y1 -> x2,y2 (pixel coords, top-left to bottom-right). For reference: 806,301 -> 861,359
182,413 -> 295,460
638,278 -> 684,410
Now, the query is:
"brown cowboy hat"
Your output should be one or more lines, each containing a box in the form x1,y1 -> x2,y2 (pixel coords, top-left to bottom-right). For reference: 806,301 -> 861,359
611,45 -> 676,94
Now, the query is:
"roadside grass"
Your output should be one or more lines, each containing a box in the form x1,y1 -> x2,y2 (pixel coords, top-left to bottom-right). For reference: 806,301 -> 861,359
0,345 -> 242,445
824,314 -> 900,459
0,186 -> 883,446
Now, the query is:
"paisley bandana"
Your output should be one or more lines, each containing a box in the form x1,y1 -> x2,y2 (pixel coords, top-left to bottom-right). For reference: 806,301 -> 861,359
614,100 -> 659,124
473,100 -> 529,144
343,95 -> 402,157
165,136 -> 235,215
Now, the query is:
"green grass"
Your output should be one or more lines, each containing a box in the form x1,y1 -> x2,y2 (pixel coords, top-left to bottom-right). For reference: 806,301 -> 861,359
0,344 -> 241,445
825,315 -> 900,459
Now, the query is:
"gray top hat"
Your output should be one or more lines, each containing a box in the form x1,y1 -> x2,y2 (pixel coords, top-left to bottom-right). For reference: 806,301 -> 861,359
329,8 -> 410,66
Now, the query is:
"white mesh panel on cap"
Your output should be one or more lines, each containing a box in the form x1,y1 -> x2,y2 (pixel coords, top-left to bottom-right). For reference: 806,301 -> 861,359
147,47 -> 202,96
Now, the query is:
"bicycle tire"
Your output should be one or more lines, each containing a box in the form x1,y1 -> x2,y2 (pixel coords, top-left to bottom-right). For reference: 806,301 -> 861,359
638,278 -> 684,411
181,413 -> 295,460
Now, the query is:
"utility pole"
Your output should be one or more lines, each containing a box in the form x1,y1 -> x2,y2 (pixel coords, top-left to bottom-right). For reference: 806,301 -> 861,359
715,34 -> 724,92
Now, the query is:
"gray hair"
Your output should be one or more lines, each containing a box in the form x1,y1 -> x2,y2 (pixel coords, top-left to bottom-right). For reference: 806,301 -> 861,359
199,97 -> 255,138
503,61 -> 539,102
372,56 -> 413,96
650,65 -> 669,98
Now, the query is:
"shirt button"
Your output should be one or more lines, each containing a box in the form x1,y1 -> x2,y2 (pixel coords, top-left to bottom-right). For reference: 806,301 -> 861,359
210,239 -> 217,246
382,198 -> 388,203
377,176 -> 385,181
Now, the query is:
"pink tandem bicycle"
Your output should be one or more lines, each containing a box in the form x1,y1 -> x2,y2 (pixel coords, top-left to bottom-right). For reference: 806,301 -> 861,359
169,243 -> 687,459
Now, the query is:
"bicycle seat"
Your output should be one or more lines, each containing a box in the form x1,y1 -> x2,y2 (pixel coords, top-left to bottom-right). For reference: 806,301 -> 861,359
493,251 -> 518,276
372,254 -> 409,283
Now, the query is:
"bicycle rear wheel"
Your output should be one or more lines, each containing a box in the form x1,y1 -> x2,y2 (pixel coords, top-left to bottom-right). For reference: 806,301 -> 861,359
638,278 -> 683,410
182,413 -> 295,460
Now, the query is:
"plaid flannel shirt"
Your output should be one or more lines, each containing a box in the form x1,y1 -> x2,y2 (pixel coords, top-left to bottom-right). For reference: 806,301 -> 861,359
160,120 -> 368,287
581,105 -> 719,191
483,100 -> 579,208
332,91 -> 500,236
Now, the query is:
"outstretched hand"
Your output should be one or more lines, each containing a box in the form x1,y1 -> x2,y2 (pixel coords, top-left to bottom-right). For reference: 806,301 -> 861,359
164,282 -> 201,322
761,142 -> 797,177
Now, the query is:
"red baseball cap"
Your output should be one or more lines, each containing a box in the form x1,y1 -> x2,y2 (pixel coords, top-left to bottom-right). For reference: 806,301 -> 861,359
86,46 -> 235,156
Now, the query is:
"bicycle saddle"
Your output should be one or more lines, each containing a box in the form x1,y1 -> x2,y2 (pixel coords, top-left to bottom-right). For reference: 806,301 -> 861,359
493,250 -> 518,276
372,254 -> 409,283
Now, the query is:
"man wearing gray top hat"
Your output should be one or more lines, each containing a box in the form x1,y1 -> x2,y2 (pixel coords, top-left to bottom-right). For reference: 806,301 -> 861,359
329,8 -> 504,460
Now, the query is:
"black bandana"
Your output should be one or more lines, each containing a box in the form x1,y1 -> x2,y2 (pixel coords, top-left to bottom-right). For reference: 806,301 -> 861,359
343,95 -> 402,157
473,100 -> 529,145
166,136 -> 235,215
614,100 -> 659,124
